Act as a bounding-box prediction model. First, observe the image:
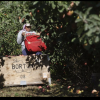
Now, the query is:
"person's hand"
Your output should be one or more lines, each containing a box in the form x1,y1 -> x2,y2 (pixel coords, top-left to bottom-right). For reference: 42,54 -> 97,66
22,32 -> 25,36
36,32 -> 41,35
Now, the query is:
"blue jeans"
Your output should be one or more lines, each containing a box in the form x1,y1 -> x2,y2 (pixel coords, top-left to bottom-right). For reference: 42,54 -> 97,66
22,48 -> 42,55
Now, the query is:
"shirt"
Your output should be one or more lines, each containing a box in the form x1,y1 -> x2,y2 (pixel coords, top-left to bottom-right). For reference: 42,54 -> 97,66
17,30 -> 36,51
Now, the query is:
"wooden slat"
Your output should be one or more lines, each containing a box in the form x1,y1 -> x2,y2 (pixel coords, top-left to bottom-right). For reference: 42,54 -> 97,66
0,54 -> 51,87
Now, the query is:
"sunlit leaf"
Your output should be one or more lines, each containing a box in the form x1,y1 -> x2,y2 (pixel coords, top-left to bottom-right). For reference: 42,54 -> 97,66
33,1 -> 38,5
95,36 -> 99,43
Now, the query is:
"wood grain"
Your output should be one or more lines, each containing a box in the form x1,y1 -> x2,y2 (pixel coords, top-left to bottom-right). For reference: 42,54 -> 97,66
0,54 -> 50,86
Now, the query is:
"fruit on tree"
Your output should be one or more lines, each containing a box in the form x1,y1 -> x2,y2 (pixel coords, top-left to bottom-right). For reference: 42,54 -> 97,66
56,26 -> 59,29
59,13 -> 65,19
60,25 -> 63,28
83,43 -> 88,48
62,14 -> 65,18
30,12 -> 32,16
84,62 -> 87,65
19,16 -> 21,19
47,33 -> 49,35
67,10 -> 74,16
37,10 -> 40,13
70,2 -> 74,7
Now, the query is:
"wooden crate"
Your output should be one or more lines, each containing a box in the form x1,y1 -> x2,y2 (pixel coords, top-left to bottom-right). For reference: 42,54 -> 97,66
0,54 -> 51,87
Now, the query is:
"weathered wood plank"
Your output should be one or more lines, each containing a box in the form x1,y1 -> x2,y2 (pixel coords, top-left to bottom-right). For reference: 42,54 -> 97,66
0,54 -> 51,87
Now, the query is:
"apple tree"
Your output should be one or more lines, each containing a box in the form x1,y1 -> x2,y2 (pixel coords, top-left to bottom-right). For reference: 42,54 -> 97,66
0,1 -> 100,86
0,1 -> 32,56
26,1 -> 100,85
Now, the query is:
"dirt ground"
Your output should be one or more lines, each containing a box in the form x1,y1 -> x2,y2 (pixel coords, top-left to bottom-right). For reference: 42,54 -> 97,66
0,79 -> 99,97
0,83 -> 69,97
0,79 -> 73,97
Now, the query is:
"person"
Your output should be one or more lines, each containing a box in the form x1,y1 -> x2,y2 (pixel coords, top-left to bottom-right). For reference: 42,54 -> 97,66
17,23 -> 42,55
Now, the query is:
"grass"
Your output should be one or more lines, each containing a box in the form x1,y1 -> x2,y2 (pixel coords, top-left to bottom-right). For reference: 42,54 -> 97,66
0,79 -> 99,97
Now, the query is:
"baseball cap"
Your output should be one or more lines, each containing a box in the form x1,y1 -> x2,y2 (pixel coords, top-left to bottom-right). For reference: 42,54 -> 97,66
26,23 -> 31,27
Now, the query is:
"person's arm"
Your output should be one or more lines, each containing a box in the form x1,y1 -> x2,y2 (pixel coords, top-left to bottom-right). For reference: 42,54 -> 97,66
32,31 -> 41,35
17,30 -> 25,44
